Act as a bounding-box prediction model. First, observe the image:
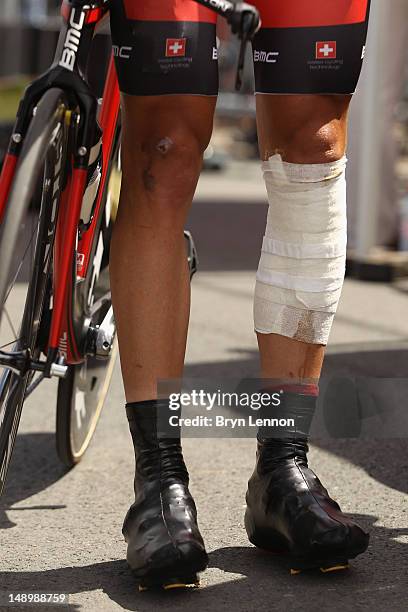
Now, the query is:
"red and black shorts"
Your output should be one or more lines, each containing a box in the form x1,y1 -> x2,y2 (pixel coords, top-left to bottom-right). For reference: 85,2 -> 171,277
110,0 -> 371,96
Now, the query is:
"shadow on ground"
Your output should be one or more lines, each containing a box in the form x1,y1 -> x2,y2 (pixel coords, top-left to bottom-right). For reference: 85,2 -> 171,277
0,515 -> 406,611
0,433 -> 67,529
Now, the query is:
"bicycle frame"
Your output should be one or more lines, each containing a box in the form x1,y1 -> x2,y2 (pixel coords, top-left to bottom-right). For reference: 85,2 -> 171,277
0,0 -> 119,372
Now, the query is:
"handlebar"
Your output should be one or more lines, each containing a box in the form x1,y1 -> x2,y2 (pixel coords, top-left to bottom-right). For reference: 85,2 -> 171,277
193,0 -> 261,90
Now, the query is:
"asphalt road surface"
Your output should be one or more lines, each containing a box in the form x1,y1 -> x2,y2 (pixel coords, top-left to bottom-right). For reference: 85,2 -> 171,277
0,165 -> 407,611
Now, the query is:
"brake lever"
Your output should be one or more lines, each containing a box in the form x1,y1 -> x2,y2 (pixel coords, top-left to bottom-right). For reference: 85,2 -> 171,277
192,0 -> 261,91
235,36 -> 247,91
233,6 -> 261,91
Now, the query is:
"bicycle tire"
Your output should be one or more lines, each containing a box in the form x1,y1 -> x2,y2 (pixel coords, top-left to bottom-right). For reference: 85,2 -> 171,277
0,88 -> 69,496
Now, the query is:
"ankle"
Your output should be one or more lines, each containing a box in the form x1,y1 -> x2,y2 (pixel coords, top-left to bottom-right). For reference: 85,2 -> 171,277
126,399 -> 189,485
126,398 -> 181,444
256,437 -> 309,472
256,386 -> 318,442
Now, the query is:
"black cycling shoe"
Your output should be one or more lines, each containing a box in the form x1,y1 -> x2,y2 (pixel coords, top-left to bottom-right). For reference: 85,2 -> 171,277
123,400 -> 208,591
245,391 -> 369,574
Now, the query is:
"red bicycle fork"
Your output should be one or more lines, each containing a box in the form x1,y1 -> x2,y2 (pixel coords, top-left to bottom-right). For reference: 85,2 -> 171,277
48,167 -> 87,360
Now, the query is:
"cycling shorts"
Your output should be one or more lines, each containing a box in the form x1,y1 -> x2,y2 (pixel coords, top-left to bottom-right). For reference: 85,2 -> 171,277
110,0 -> 371,96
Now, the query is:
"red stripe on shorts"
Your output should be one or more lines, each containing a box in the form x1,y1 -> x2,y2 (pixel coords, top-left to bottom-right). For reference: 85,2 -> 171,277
255,0 -> 369,29
122,0 -> 217,24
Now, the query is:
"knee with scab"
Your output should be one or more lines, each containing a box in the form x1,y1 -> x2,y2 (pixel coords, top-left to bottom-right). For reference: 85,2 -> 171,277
156,137 -> 174,155
141,132 -> 204,199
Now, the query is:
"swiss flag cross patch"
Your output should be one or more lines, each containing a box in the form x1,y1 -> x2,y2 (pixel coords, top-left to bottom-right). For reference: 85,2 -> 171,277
316,41 -> 337,59
166,38 -> 187,57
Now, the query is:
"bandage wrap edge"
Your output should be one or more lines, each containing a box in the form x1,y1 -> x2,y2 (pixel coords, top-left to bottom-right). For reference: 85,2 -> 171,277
254,154 -> 347,345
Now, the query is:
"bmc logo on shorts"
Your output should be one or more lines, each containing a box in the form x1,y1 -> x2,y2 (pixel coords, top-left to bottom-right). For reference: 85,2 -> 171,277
315,41 -> 337,59
253,50 -> 279,64
166,38 -> 187,57
112,45 -> 132,59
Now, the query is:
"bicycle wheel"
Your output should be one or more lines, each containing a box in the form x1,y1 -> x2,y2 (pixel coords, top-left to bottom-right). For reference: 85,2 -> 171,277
56,129 -> 121,467
0,89 -> 69,496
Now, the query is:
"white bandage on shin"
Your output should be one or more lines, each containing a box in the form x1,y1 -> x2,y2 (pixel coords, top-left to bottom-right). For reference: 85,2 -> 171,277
254,154 -> 347,345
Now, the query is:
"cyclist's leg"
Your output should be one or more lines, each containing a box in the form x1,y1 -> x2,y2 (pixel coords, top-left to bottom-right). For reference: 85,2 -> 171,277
110,0 -> 217,402
109,0 -> 217,586
252,0 -> 371,379
245,0 -> 371,570
111,94 -> 215,401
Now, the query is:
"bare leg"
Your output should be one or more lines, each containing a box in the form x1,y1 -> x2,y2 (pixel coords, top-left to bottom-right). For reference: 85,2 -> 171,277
255,94 -> 351,381
110,95 -> 216,402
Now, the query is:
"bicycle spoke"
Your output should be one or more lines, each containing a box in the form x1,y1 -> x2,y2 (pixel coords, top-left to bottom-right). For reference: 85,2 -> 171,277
0,339 -> 22,351
1,212 -> 42,350
2,307 -> 18,343
3,220 -> 38,305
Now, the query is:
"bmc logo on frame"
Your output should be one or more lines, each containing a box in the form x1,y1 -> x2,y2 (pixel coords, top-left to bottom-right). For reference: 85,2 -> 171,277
166,38 -> 187,57
59,8 -> 85,71
315,41 -> 337,60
